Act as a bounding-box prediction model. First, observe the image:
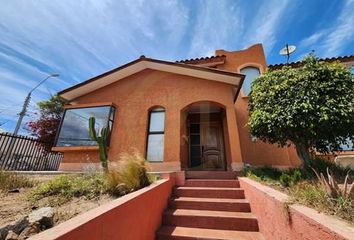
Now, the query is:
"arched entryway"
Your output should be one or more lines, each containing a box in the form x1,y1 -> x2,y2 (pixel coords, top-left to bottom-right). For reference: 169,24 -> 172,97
180,101 -> 230,171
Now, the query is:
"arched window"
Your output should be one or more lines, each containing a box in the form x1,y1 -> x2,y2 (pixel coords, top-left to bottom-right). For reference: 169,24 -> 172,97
240,66 -> 261,96
146,107 -> 165,161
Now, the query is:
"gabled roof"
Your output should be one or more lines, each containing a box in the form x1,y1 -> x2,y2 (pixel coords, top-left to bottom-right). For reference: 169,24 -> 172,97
268,54 -> 354,70
59,56 -> 244,101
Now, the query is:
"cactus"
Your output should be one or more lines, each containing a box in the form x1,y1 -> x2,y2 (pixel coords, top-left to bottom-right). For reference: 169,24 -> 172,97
89,117 -> 109,171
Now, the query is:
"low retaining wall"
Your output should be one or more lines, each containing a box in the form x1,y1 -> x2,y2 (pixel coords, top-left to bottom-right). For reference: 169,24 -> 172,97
29,174 -> 176,240
239,177 -> 354,240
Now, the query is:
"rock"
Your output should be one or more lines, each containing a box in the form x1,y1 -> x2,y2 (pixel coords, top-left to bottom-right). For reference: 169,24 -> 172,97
28,207 -> 54,228
7,189 -> 19,193
5,231 -> 20,240
18,222 -> 41,239
0,207 -> 54,240
0,217 -> 29,240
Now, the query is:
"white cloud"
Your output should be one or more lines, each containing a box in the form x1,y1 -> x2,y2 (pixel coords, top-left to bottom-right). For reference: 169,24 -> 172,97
0,0 -> 190,133
297,0 -> 354,57
187,0 -> 297,58
241,0 -> 296,54
298,32 -> 325,49
1,0 -> 352,134
188,1 -> 243,57
321,0 -> 354,56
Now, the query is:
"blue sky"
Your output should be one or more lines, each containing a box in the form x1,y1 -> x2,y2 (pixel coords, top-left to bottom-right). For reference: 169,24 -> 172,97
0,0 -> 354,134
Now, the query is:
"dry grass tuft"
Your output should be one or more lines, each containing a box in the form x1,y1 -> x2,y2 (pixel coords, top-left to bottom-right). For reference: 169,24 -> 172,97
290,181 -> 354,223
0,170 -> 34,192
106,151 -> 153,196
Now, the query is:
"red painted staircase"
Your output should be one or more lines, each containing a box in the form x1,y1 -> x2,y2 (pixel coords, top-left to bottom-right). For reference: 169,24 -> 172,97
156,172 -> 264,240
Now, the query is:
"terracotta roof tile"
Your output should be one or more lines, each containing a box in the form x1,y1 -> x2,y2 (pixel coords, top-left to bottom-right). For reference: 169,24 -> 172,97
176,55 -> 226,65
268,54 -> 354,69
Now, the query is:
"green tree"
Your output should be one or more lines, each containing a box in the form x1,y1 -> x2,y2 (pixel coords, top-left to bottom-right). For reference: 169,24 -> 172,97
27,95 -> 66,150
248,55 -> 354,166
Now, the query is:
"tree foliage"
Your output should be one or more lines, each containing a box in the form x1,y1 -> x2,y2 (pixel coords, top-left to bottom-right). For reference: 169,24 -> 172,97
248,55 -> 354,166
27,95 -> 66,150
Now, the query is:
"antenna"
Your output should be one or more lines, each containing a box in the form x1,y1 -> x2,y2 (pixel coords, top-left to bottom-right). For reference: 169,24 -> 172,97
279,44 -> 296,64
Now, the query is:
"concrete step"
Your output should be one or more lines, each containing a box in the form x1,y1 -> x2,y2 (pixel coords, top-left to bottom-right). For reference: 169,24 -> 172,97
169,197 -> 250,212
186,171 -> 237,179
157,226 -> 265,240
162,209 -> 259,231
174,187 -> 245,199
184,179 -> 240,188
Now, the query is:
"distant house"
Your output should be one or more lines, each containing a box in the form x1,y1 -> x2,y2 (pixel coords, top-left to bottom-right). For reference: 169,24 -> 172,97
53,44 -> 354,171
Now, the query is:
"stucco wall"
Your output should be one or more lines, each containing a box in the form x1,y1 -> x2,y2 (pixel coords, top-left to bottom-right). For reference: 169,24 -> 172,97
239,177 -> 354,240
58,69 -> 243,171
57,43 -> 302,171
29,175 -> 176,240
216,44 -> 301,167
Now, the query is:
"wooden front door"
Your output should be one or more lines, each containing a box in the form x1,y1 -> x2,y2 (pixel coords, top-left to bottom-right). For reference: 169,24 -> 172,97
200,123 -> 225,170
189,122 -> 225,170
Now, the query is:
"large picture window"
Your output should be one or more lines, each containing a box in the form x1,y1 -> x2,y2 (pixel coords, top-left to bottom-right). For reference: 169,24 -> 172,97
240,66 -> 260,96
146,107 -> 165,162
56,105 -> 115,147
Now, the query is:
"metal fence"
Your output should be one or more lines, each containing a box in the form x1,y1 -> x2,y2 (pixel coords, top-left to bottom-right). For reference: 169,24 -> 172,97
0,132 -> 62,171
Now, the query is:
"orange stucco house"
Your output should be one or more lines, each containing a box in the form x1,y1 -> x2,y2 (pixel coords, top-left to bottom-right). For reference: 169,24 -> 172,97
52,44 -> 353,172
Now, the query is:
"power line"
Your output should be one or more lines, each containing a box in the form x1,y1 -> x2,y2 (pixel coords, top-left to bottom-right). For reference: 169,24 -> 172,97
0,120 -> 10,126
0,103 -> 21,113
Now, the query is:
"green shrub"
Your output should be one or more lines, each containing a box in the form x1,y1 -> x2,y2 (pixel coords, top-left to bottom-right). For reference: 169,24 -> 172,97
279,169 -> 302,187
279,173 -> 292,187
244,158 -> 351,185
244,165 -> 282,182
0,170 -> 34,192
244,165 -> 302,187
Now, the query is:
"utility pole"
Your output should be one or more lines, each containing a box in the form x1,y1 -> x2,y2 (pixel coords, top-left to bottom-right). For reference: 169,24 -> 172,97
13,93 -> 31,135
13,74 -> 59,135
3,74 -> 59,170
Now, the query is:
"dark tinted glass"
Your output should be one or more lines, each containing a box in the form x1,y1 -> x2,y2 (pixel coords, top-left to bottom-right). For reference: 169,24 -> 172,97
190,146 -> 201,158
190,124 -> 200,134
190,135 -> 200,145
56,106 -> 113,146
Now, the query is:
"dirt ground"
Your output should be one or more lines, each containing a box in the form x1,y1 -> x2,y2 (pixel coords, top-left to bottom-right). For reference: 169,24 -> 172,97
0,175 -> 114,227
